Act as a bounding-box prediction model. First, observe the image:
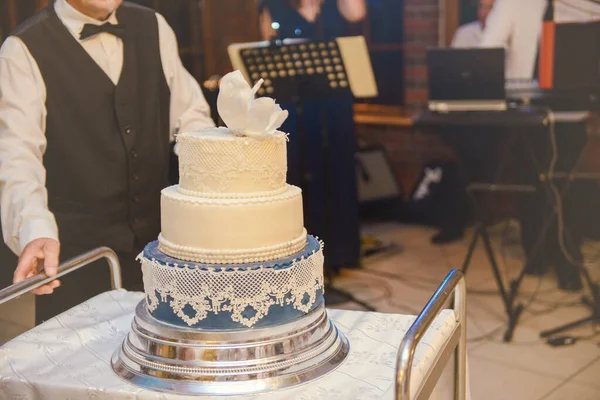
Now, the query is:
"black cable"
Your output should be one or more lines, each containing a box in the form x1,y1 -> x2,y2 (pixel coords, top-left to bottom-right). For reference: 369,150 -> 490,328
330,271 -> 422,314
366,238 -> 584,319
360,263 -> 564,297
344,254 -> 592,345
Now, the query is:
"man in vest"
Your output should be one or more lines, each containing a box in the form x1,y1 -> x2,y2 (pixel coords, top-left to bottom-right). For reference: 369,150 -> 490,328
0,0 -> 216,323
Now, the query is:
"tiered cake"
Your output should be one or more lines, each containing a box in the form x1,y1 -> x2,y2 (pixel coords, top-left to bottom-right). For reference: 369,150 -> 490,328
139,72 -> 324,330
112,71 -> 348,395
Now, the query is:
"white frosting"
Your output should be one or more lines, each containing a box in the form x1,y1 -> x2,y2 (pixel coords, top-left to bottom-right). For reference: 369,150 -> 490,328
160,185 -> 306,263
157,230 -> 308,264
177,128 -> 288,198
150,70 -> 311,266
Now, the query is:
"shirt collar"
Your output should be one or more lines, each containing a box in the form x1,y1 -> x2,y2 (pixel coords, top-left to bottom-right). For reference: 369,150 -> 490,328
54,0 -> 119,39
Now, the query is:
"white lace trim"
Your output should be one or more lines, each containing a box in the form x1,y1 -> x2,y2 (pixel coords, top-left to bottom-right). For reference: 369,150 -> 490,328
158,229 -> 308,264
178,132 -> 287,195
140,241 -> 324,328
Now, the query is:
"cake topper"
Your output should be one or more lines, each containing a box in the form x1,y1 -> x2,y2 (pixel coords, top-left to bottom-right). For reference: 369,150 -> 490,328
217,71 -> 289,139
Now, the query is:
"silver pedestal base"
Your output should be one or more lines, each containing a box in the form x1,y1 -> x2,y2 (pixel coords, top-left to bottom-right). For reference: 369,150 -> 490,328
111,301 -> 349,396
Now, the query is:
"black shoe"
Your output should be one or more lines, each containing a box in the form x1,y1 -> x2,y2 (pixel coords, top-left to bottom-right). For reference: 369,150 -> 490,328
524,263 -> 548,276
431,229 -> 464,245
558,277 -> 583,292
525,268 -> 547,277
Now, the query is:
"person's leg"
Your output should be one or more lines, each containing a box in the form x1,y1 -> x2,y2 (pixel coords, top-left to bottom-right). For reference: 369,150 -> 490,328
281,103 -> 301,187
324,98 -> 360,269
517,186 -> 549,276
299,101 -> 326,257
431,162 -> 469,244
550,181 -> 584,291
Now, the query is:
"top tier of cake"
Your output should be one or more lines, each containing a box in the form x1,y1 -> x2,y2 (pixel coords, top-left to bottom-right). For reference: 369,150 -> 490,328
177,127 -> 287,198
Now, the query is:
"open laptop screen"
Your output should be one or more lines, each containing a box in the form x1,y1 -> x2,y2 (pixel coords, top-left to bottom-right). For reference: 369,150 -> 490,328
427,48 -> 506,102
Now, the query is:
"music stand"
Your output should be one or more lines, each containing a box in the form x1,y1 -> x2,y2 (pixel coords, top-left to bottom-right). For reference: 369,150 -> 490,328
228,36 -> 377,101
228,36 -> 378,309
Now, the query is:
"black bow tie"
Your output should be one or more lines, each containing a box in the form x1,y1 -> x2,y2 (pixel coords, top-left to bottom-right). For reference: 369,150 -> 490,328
79,23 -> 125,40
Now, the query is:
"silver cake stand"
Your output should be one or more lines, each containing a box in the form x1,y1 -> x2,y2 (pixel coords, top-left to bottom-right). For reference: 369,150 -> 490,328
111,300 -> 350,396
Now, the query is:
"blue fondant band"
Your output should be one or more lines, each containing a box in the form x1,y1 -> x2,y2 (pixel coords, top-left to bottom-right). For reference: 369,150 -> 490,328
142,236 -> 324,330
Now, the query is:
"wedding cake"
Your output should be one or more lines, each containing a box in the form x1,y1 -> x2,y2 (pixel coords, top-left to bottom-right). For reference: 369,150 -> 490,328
113,70 -> 348,395
137,71 -> 324,329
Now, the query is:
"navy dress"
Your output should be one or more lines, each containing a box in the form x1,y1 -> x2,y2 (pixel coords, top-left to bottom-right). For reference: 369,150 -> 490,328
260,0 -> 360,271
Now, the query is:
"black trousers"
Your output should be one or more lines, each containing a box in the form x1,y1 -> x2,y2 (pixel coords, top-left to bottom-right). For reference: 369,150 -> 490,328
280,98 -> 361,271
35,244 -> 144,325
517,118 -> 591,285
518,180 -> 600,284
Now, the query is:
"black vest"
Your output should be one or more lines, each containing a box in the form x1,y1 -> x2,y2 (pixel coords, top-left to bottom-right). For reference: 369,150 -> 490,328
13,2 -> 171,252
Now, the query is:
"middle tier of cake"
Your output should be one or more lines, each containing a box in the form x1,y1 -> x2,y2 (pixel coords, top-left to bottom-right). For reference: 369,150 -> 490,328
159,184 -> 307,264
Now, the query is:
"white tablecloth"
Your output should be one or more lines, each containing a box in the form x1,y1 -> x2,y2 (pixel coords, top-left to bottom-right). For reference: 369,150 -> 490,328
0,290 -> 468,400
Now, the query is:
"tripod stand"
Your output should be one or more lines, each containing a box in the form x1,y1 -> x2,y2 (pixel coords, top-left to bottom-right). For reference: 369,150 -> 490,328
462,109 -> 600,342
415,107 -> 595,342
461,184 -> 535,342
540,265 -> 600,338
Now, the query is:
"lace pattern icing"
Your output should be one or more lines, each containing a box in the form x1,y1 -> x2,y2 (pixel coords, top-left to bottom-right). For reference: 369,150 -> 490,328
178,134 -> 287,194
140,241 -> 324,328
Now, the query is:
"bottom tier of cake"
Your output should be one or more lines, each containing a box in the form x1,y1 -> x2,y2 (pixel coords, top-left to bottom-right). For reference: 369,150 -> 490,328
139,236 -> 325,329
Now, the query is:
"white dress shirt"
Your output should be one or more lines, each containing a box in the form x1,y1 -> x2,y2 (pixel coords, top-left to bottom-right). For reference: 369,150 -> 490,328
555,0 -> 600,22
0,0 -> 215,255
451,21 -> 483,48
479,0 -> 548,80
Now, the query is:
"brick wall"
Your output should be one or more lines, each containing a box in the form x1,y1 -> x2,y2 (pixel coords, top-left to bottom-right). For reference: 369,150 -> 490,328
403,0 -> 440,112
354,0 -> 455,195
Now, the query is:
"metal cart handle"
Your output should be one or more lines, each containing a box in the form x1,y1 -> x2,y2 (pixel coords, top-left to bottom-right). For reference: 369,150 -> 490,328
395,269 -> 467,400
0,247 -> 122,306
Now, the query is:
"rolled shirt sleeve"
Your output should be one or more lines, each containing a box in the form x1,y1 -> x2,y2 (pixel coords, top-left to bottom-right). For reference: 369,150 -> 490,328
156,13 -> 215,149
0,37 -> 58,255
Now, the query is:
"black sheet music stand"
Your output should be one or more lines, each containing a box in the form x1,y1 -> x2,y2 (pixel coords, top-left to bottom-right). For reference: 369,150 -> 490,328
228,36 -> 378,309
228,36 -> 377,102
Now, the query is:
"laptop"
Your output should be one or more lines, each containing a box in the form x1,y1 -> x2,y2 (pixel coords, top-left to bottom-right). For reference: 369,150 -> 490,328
427,48 -> 507,112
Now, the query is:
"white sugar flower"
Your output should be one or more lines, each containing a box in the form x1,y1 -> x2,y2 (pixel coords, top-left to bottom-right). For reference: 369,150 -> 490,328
217,70 -> 288,138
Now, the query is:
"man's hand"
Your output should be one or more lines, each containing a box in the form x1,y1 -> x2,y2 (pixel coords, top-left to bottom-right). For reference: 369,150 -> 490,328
14,238 -> 61,295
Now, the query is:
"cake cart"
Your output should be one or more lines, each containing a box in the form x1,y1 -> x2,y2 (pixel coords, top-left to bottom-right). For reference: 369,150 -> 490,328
0,247 -> 468,400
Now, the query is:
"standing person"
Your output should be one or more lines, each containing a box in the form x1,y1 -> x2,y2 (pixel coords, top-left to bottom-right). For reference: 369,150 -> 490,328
0,0 -> 215,323
257,0 -> 366,274
451,0 -> 495,48
479,0 -> 549,79
478,0 -> 585,291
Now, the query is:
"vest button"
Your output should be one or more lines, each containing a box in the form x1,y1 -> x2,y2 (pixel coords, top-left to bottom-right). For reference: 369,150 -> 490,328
133,195 -> 140,203
132,173 -> 140,181
124,127 -> 133,135
130,150 -> 138,158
